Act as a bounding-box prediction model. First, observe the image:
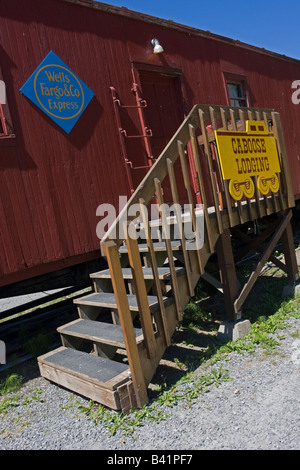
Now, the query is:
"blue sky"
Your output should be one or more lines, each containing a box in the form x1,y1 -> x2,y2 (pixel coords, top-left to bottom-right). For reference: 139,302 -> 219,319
101,0 -> 300,60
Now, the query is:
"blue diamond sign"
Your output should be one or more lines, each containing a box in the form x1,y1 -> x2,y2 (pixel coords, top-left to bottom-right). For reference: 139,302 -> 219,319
20,51 -> 94,134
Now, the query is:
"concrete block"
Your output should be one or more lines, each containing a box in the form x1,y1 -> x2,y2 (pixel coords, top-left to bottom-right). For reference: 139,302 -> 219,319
0,340 -> 6,364
281,281 -> 300,299
217,319 -> 252,342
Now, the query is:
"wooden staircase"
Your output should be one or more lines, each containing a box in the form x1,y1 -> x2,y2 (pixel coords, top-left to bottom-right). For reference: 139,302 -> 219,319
38,104 -> 298,412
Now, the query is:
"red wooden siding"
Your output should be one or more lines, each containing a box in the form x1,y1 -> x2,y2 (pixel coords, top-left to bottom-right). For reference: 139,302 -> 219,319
1,0 -> 300,287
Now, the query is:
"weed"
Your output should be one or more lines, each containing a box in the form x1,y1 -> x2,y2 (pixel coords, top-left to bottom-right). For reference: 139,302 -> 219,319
0,374 -> 23,395
22,387 -> 45,405
0,396 -> 20,414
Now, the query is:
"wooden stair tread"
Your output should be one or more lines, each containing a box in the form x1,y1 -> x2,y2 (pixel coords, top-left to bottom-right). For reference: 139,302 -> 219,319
58,318 -> 143,347
90,266 -> 185,280
38,346 -> 130,389
119,240 -> 181,253
74,292 -> 170,311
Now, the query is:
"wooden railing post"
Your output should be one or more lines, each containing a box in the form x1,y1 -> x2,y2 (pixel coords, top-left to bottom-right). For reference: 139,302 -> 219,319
280,215 -> 299,281
215,228 -> 240,321
139,199 -> 171,346
103,240 -> 148,408
198,109 -> 223,234
154,177 -> 183,320
271,111 -> 295,209
177,140 -> 204,275
188,123 -> 214,252
166,158 -> 194,296
125,221 -> 157,359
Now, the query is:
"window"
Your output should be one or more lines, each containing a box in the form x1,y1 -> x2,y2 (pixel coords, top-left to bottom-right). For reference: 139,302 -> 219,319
226,81 -> 248,107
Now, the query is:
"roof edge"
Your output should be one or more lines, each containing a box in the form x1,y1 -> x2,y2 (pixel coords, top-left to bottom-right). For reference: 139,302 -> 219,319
56,0 -> 300,65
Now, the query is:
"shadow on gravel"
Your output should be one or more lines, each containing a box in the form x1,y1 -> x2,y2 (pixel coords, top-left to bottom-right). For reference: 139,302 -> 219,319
148,255 -> 295,398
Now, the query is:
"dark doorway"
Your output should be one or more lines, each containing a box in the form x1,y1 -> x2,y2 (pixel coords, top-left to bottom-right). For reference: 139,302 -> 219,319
137,69 -> 189,205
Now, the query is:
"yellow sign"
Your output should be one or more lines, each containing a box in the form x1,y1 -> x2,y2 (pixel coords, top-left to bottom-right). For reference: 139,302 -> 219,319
214,121 -> 281,200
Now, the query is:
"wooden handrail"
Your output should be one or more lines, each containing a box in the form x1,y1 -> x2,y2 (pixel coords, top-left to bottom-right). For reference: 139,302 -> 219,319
100,104 -> 290,253
101,104 -> 200,251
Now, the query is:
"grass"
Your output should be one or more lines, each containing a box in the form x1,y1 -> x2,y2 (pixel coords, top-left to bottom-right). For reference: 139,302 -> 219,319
0,374 -> 23,395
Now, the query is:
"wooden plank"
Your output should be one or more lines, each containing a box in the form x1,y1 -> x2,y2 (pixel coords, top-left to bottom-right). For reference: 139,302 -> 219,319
38,348 -> 127,410
117,381 -> 138,413
119,240 -> 181,253
125,223 -> 157,359
209,112 -> 226,213
154,178 -> 183,320
271,112 -> 295,209
256,111 -> 274,223
103,240 -> 148,407
280,216 -> 299,281
239,108 -> 246,129
198,109 -> 223,234
188,124 -> 214,251
232,220 -> 280,262
201,272 -> 223,293
177,140 -> 204,275
38,346 -> 129,389
238,109 -> 254,222
58,318 -> 143,348
234,211 -> 292,313
90,266 -> 184,280
263,111 -> 284,211
207,109 -> 235,227
246,109 -> 264,219
166,157 -> 194,295
276,172 -> 285,211
255,109 -> 277,214
220,107 -> 227,130
139,198 -> 171,346
73,292 -> 161,311
229,108 -> 237,131
215,228 -> 240,321
229,108 -> 245,225
232,224 -> 292,275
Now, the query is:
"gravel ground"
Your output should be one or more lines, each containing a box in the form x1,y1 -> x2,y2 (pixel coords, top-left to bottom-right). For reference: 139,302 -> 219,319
0,314 -> 299,451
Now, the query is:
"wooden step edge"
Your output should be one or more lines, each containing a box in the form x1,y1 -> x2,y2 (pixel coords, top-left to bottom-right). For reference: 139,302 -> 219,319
38,347 -> 131,411
57,318 -> 144,348
90,266 -> 185,281
38,346 -> 130,391
119,240 -> 182,253
73,292 -> 170,312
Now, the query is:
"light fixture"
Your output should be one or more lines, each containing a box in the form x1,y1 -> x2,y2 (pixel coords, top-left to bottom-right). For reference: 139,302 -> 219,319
151,38 -> 164,54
